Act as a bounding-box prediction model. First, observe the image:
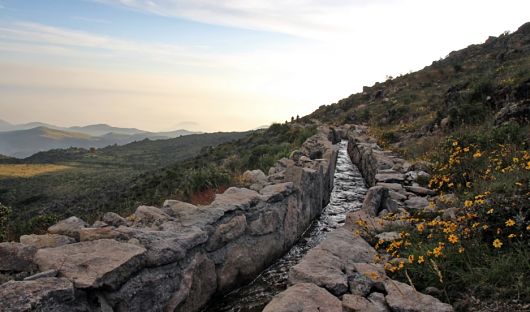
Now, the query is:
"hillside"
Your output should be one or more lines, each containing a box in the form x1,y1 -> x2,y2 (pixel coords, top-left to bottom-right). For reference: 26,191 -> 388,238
306,22 -> 530,158
0,130 -> 253,238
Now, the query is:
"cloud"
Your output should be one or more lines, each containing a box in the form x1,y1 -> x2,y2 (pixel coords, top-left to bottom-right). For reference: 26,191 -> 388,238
0,22 -> 227,69
93,0 -> 397,39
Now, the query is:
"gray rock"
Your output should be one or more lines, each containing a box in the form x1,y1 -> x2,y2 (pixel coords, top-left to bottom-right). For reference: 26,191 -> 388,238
405,186 -> 436,196
79,227 -> 125,241
289,229 -> 377,296
385,279 -> 453,312
47,216 -> 87,241
210,187 -> 261,211
242,169 -> 267,185
389,191 -> 407,201
404,196 -> 429,210
206,214 -> 247,251
375,173 -> 405,183
375,231 -> 401,242
34,239 -> 146,289
133,205 -> 172,227
248,209 -> 279,235
91,221 -> 108,228
0,242 -> 37,272
170,253 -> 217,312
410,161 -> 433,173
367,292 -> 391,311
116,226 -> 208,266
0,277 -> 77,312
263,283 -> 342,312
362,186 -> 389,216
260,182 -> 295,203
102,212 -> 128,227
343,294 -> 389,312
348,272 -> 373,296
442,208 -> 459,221
20,234 -> 75,249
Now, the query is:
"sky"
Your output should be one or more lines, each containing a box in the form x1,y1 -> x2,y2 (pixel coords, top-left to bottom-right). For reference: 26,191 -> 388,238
0,1 -> 529,132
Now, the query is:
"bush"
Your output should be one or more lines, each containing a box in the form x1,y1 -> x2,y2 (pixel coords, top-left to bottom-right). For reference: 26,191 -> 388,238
0,202 -> 11,241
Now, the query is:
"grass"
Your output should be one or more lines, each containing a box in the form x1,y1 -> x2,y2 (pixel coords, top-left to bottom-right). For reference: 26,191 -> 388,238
0,164 -> 71,178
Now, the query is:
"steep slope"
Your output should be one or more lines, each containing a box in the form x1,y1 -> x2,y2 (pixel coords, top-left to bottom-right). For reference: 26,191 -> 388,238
305,22 -> 530,157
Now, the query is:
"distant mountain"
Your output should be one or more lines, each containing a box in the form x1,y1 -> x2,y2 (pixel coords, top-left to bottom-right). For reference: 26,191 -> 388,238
68,124 -> 147,136
0,120 -> 201,158
0,127 -> 97,158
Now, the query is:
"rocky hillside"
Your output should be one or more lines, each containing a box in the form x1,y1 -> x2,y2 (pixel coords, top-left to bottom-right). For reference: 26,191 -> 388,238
305,22 -> 529,158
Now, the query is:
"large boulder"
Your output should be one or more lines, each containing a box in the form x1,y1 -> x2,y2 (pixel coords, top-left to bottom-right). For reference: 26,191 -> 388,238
0,277 -> 78,312
263,283 -> 342,312
0,242 -> 37,272
47,217 -> 87,241
20,234 -> 75,249
34,239 -> 146,289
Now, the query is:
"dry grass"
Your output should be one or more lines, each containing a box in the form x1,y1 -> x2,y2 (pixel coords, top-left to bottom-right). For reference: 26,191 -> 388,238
0,164 -> 71,178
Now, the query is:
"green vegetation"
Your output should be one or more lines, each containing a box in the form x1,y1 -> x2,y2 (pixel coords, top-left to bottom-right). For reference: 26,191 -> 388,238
0,124 -> 317,240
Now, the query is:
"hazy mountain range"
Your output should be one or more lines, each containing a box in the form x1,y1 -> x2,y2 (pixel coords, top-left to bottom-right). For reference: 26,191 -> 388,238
0,119 -> 200,158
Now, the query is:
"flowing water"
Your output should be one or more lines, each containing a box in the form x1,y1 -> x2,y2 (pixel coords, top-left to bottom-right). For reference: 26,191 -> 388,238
204,140 -> 367,312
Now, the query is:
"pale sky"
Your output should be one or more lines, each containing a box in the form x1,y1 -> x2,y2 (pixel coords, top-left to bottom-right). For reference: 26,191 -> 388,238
0,0 -> 528,132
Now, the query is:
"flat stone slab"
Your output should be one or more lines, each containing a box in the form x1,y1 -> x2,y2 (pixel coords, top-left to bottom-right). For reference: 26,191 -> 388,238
263,283 -> 342,312
289,228 -> 377,296
34,239 -> 146,289
375,173 -> 405,183
405,186 -> 436,196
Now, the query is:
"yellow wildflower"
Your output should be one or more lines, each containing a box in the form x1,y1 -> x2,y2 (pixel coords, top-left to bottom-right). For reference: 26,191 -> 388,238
505,219 -> 515,227
487,208 -> 494,214
458,247 -> 465,253
452,141 -> 458,146
433,246 -> 443,257
417,223 -> 425,233
473,151 -> 482,158
418,256 -> 425,264
482,224 -> 489,230
448,234 -> 459,244
492,239 -> 503,248
408,255 -> 414,263
508,234 -> 516,239
464,200 -> 473,208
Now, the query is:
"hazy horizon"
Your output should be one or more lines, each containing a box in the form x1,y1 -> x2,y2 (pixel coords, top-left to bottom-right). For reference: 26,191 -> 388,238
1,0 -> 529,132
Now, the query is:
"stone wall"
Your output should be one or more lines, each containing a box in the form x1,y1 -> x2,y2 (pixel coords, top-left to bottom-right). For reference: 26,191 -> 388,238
0,126 -> 340,312
262,124 -> 453,312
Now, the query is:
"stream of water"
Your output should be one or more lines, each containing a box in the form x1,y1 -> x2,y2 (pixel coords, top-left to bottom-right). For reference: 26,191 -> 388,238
204,140 -> 367,312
